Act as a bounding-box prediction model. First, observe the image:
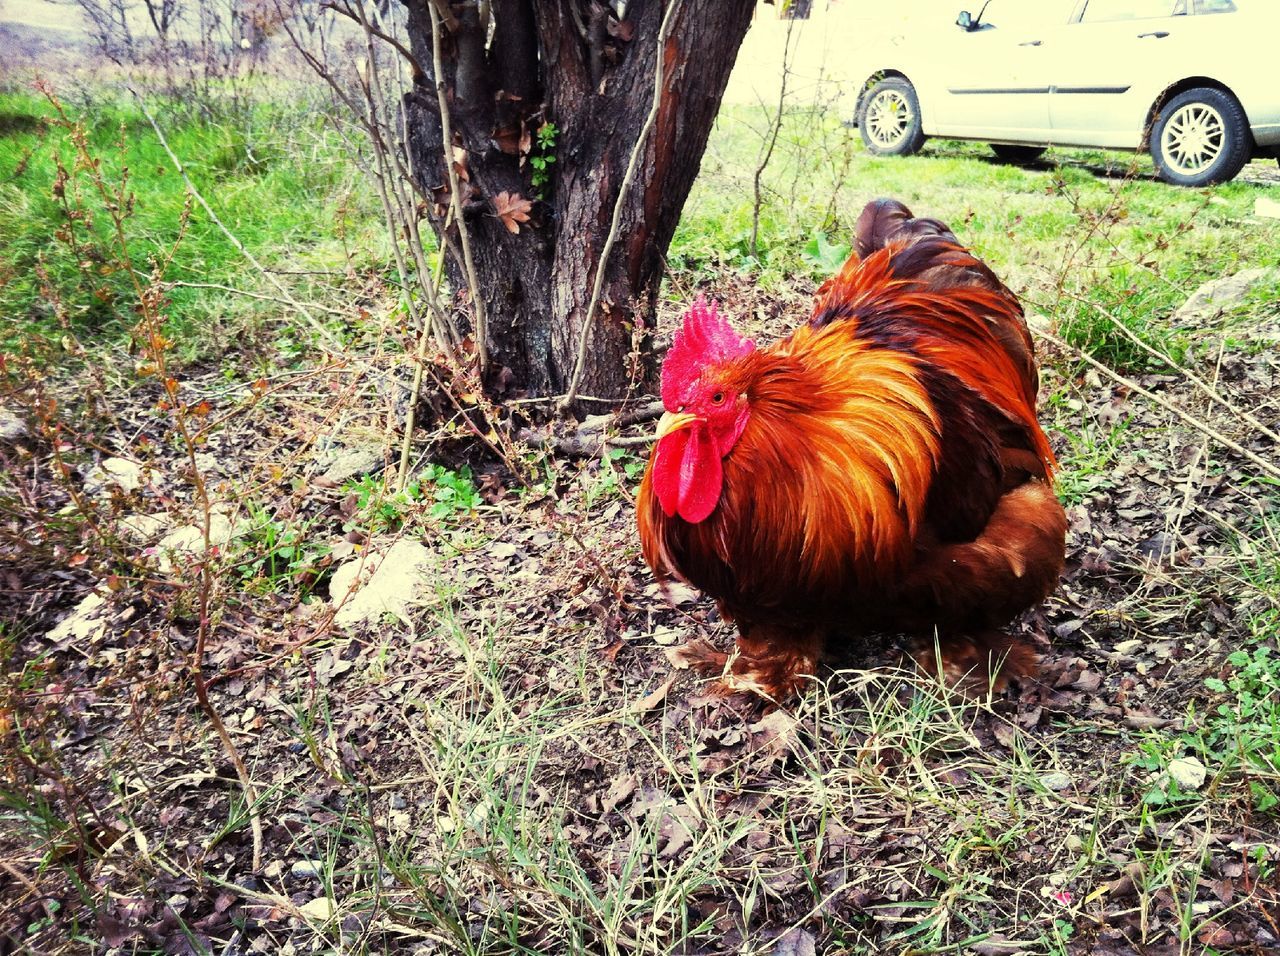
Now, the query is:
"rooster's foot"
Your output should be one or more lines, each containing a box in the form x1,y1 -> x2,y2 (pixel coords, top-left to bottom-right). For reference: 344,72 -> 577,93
905,633 -> 1037,695
668,634 -> 820,702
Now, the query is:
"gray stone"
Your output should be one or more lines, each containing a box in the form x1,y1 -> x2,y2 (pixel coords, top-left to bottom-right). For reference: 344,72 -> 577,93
317,446 -> 384,486
118,513 -> 170,543
1039,771 -> 1073,792
0,407 -> 26,444
1172,268 -> 1278,325
154,509 -> 243,572
291,859 -> 325,880
84,456 -> 146,495
47,592 -> 109,646
329,540 -> 435,628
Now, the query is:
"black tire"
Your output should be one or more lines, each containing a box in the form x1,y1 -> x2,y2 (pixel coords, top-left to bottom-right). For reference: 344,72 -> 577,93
990,144 -> 1046,164
1149,87 -> 1251,186
858,77 -> 926,157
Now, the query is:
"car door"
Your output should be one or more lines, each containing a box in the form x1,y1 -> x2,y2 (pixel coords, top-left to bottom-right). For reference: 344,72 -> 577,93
1044,0 -> 1191,147
928,0 -> 1062,141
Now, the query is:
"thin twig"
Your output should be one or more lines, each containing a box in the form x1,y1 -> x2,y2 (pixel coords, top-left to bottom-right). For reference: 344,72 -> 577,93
322,0 -> 425,78
428,1 -> 488,372
1052,289 -> 1280,446
750,17 -> 795,259
47,89 -> 266,872
397,274 -> 440,490
1035,327 -> 1280,480
129,90 -> 338,348
561,0 -> 684,411
167,281 -> 348,316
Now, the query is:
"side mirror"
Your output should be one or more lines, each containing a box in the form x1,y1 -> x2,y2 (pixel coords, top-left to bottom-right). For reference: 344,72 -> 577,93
956,10 -> 973,29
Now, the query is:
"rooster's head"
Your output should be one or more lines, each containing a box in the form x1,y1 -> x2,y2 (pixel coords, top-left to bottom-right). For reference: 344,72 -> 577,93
651,297 -> 756,523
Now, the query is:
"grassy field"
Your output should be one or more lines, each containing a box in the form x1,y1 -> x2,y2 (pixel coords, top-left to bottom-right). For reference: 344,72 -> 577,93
2,72 -> 1279,956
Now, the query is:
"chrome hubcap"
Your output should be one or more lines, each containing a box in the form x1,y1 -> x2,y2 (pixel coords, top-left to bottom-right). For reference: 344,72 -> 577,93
866,90 -> 913,149
1162,103 -> 1225,175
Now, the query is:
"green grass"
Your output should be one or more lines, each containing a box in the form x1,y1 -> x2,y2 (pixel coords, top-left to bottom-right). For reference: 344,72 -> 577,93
5,71 -> 1280,955
0,86 -> 384,358
675,105 -> 1280,370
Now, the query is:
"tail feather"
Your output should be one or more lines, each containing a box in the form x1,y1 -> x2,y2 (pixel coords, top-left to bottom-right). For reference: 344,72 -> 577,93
855,198 -> 957,258
814,199 -> 1055,477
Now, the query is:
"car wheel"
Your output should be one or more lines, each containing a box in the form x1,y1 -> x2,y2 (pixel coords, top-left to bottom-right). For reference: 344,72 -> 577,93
1150,87 -> 1251,186
990,144 -> 1046,164
858,77 -> 926,157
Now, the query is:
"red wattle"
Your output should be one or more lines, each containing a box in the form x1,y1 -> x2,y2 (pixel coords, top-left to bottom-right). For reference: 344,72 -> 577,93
652,424 -> 723,524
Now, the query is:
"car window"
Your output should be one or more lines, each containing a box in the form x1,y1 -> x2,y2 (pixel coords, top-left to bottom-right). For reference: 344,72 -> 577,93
1194,0 -> 1236,12
1080,0 -> 1185,21
975,1 -> 1074,30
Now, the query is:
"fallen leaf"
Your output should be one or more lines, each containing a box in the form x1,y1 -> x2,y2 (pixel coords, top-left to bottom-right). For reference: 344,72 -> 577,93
492,124 -> 523,155
98,913 -> 141,948
632,674 -> 676,713
1038,771 -> 1073,792
992,722 -> 1019,749
493,191 -> 533,234
653,625 -> 681,646
749,710 -> 800,760
771,927 -> 817,956
602,773 -> 638,813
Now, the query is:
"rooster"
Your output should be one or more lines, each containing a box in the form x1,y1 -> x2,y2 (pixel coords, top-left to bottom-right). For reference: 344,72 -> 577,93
636,199 -> 1067,699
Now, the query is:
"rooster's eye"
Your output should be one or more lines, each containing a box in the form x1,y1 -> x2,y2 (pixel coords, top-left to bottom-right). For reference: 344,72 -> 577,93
711,391 -> 725,405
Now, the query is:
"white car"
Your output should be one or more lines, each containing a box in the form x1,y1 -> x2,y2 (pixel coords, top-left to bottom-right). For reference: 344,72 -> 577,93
854,0 -> 1280,185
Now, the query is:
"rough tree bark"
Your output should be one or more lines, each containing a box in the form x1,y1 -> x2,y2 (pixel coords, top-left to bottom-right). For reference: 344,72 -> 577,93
401,0 -> 757,402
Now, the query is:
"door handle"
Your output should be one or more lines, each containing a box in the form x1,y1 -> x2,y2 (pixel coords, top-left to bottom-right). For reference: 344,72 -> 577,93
1138,31 -> 1170,38
1020,39 -> 1043,46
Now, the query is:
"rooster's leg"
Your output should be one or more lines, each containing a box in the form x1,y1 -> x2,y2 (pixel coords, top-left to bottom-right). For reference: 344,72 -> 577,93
714,625 -> 823,701
897,481 -> 1063,694
905,630 -> 1037,694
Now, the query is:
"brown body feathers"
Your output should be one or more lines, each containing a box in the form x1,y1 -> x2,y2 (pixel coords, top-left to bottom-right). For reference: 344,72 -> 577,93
637,199 -> 1067,698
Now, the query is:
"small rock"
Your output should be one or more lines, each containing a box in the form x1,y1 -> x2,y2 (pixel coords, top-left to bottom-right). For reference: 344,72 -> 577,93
0,406 -> 26,444
329,540 -> 436,628
1168,756 -> 1207,791
1172,267 -> 1278,325
46,592 -> 110,646
1039,771 -> 1073,792
262,860 -> 284,879
652,625 -> 681,646
154,510 -> 242,572
291,859 -> 325,880
118,513 -> 169,543
317,446 -> 383,486
185,452 -> 219,479
84,457 -> 146,495
297,897 -> 335,920
389,794 -> 408,810
1255,195 -> 1280,219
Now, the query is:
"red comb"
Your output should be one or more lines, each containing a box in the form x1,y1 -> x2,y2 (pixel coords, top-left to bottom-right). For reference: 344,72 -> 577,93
661,297 -> 755,409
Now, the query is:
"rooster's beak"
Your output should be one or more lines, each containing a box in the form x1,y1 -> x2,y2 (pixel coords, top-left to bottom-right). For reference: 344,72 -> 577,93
655,410 -> 699,440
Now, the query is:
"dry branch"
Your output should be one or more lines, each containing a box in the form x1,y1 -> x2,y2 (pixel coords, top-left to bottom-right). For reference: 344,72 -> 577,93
1035,327 -> 1280,481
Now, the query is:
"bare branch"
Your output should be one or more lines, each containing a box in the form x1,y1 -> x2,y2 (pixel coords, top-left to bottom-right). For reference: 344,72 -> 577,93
429,0 -> 489,371
323,0 -> 426,79
1034,327 -> 1280,481
130,91 -> 339,348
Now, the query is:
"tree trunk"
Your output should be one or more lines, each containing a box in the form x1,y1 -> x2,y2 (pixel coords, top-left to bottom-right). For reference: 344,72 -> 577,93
401,0 -> 756,402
